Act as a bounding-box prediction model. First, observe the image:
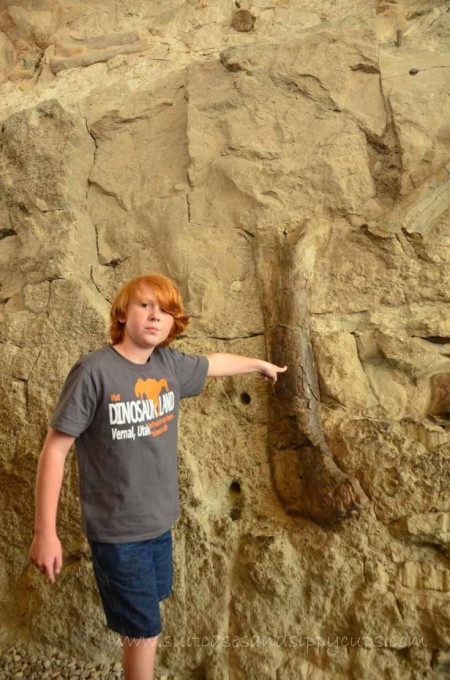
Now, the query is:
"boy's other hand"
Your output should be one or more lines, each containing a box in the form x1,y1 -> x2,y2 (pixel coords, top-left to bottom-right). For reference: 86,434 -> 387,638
29,532 -> 62,584
259,362 -> 288,383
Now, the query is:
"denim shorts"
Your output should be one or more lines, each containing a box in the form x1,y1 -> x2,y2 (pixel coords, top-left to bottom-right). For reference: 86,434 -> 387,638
89,529 -> 173,639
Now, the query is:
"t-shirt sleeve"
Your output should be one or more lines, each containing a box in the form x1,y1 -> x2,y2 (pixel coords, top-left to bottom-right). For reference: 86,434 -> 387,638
173,350 -> 209,399
50,363 -> 98,437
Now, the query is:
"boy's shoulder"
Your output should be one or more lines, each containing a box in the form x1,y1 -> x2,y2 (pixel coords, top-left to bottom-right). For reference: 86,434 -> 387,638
73,345 -> 187,369
73,346 -> 113,372
72,345 -> 202,374
157,345 -> 204,365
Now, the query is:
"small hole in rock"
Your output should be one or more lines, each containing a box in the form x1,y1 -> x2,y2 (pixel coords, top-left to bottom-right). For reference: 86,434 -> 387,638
230,507 -> 242,521
428,373 -> 450,419
230,480 -> 241,494
240,392 -> 251,405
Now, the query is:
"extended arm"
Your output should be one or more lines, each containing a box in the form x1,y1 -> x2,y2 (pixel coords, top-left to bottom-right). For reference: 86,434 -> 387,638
206,353 -> 287,382
29,427 -> 75,584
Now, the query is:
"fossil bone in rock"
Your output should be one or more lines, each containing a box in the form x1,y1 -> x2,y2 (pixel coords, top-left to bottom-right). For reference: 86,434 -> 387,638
368,162 -> 450,239
268,230 -> 369,523
49,31 -> 147,74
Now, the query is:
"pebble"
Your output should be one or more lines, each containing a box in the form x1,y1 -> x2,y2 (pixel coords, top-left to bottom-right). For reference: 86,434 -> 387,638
0,645 -> 180,680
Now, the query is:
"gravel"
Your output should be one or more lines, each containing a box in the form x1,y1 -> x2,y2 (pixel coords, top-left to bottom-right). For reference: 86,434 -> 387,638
0,646 -> 180,680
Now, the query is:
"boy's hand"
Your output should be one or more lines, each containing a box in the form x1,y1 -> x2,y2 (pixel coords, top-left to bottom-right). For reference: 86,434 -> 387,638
259,362 -> 288,383
29,532 -> 62,584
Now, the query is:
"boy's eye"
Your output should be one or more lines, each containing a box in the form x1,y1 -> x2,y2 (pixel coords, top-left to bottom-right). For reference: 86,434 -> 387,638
140,302 -> 169,313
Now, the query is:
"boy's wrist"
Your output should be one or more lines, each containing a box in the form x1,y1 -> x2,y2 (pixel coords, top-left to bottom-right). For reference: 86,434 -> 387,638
34,526 -> 57,537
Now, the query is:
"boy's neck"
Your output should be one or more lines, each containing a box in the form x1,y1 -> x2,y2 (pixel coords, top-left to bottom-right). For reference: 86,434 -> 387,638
112,341 -> 155,365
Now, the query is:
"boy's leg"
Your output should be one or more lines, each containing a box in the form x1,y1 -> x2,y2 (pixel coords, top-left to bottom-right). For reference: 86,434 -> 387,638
121,635 -> 159,680
89,533 -> 173,680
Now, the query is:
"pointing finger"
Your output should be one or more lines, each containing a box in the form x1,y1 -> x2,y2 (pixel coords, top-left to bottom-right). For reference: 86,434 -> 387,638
44,563 -> 55,584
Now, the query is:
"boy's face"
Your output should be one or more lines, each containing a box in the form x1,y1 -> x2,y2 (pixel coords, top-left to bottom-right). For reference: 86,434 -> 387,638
119,284 -> 174,350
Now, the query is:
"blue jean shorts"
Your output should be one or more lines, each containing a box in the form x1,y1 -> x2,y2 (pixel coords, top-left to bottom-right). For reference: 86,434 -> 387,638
89,530 -> 173,639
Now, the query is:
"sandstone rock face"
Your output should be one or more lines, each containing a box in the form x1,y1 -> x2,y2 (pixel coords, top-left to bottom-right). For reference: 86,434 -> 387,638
1,1 -> 449,679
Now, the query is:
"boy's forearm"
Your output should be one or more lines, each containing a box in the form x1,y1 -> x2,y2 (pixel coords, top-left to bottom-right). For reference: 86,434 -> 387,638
206,353 -> 287,380
34,429 -> 74,535
206,353 -> 262,377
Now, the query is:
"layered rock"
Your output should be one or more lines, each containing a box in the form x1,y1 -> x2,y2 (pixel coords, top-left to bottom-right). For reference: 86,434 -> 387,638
0,1 -> 449,679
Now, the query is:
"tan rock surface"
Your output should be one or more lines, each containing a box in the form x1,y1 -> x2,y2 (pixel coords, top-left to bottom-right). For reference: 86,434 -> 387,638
0,1 -> 449,679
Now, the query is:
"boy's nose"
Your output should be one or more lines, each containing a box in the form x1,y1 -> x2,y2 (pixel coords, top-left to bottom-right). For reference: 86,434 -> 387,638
150,305 -> 160,318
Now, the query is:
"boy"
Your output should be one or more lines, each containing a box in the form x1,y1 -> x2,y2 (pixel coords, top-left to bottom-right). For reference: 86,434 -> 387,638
29,273 -> 287,680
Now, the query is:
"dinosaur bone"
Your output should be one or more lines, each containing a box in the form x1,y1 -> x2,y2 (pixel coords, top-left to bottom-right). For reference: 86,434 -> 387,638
368,162 -> 450,238
268,231 -> 369,523
49,31 -> 147,74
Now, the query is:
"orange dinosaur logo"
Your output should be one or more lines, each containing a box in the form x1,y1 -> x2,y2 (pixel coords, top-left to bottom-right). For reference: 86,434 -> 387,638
134,378 -> 169,411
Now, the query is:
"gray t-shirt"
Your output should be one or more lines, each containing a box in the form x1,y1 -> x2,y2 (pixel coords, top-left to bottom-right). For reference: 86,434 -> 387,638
50,345 -> 208,542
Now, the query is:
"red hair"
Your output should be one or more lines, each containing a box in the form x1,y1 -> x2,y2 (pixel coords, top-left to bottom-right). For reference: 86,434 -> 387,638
110,274 -> 189,347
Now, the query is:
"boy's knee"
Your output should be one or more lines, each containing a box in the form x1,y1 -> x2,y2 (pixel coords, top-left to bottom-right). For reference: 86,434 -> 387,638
121,635 -> 159,649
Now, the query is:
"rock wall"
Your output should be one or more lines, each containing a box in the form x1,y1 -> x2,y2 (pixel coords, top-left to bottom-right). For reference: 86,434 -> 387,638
0,1 -> 449,678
